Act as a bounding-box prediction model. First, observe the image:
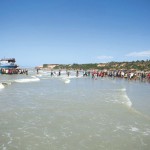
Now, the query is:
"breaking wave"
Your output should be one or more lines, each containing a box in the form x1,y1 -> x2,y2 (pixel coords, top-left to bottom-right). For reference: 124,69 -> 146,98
0,83 -> 5,89
15,76 -> 40,83
64,79 -> 71,84
122,94 -> 132,108
119,88 -> 132,108
114,88 -> 132,108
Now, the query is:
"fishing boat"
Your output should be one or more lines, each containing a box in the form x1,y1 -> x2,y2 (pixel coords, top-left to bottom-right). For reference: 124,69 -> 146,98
0,58 -> 18,69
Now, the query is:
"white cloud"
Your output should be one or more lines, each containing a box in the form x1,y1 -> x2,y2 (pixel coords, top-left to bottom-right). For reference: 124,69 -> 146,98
126,50 -> 150,57
97,55 -> 113,59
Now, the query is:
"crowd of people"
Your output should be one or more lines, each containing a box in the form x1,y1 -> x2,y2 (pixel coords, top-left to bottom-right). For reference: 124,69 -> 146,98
1,67 -> 150,82
45,69 -> 150,82
85,70 -> 150,82
0,68 -> 28,75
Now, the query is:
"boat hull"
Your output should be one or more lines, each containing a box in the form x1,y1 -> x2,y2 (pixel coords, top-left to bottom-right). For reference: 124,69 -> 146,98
0,65 -> 18,69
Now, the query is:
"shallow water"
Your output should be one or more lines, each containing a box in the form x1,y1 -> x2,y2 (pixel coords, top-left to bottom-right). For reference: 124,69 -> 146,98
0,70 -> 150,150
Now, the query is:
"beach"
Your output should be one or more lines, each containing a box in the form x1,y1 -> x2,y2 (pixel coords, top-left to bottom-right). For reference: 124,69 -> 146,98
0,69 -> 150,150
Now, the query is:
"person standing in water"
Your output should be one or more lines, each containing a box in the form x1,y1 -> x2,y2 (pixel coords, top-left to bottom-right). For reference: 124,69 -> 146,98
37,68 -> 39,74
67,71 -> 70,77
51,71 -> 53,77
58,70 -> 61,76
76,70 -> 79,77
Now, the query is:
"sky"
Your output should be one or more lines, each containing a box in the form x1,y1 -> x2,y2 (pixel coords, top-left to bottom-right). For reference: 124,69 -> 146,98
0,0 -> 150,67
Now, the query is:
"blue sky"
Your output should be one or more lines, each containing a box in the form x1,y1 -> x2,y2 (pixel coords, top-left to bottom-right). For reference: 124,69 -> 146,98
0,0 -> 150,67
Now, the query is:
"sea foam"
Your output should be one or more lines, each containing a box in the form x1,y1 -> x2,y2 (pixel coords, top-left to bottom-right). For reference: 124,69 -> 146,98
61,77 -> 71,84
115,88 -> 132,108
120,89 -> 132,108
15,77 -> 40,83
123,94 -> 132,107
64,79 -> 71,84
0,83 -> 5,89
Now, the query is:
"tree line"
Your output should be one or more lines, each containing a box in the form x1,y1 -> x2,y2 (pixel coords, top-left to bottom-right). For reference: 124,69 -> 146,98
45,60 -> 150,71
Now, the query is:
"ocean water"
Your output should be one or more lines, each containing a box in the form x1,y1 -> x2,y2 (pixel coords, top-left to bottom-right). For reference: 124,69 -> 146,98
0,70 -> 150,150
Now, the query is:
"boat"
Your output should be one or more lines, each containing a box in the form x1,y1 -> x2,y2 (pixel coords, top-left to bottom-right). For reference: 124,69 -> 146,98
0,58 -> 19,74
0,58 -> 18,69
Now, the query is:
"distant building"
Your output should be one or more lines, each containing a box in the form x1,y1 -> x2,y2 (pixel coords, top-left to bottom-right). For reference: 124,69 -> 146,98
35,65 -> 43,69
120,63 -> 126,67
43,64 -> 58,69
97,63 -> 106,67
